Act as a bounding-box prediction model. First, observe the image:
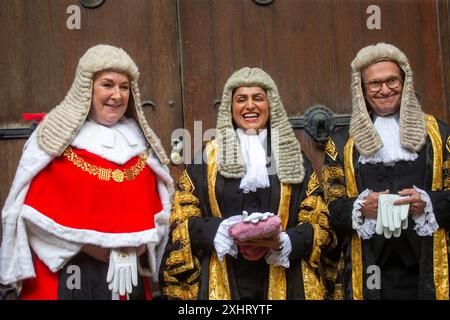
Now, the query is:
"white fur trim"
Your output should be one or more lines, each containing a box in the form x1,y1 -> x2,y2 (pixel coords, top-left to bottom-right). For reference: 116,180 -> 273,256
0,131 -> 53,284
146,153 -> 174,188
21,205 -> 166,248
27,223 -> 82,272
146,160 -> 173,282
0,216 -> 35,284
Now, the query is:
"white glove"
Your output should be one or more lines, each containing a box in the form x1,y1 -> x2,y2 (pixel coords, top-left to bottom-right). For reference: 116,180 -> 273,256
242,211 -> 274,224
382,195 -> 394,238
213,215 -> 242,261
265,232 -> 292,268
106,248 -> 138,296
376,194 -> 409,239
375,197 -> 385,236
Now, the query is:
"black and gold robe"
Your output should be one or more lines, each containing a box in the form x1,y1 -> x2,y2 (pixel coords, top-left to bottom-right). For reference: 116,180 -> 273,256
160,140 -> 334,300
322,114 -> 450,300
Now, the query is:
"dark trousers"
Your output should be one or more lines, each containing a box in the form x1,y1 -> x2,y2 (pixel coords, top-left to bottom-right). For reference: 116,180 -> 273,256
380,253 -> 419,300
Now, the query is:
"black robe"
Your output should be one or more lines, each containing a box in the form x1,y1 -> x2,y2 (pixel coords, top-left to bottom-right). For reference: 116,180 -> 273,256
160,139 -> 334,300
322,114 -> 450,300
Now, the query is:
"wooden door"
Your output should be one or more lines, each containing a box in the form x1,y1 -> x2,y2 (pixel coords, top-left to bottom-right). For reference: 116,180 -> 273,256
178,0 -> 450,173
0,0 -> 182,209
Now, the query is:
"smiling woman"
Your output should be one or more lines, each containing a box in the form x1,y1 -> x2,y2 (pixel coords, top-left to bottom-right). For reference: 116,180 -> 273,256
90,71 -> 130,126
232,86 -> 269,132
0,44 -> 173,300
160,67 -> 334,300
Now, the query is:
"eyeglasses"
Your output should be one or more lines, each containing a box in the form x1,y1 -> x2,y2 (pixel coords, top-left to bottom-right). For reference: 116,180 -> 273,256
364,77 -> 402,92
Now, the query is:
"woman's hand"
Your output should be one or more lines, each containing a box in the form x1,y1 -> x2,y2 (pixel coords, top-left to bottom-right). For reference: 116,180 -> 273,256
136,244 -> 147,256
236,233 -> 282,250
82,244 -> 110,263
82,244 -> 147,263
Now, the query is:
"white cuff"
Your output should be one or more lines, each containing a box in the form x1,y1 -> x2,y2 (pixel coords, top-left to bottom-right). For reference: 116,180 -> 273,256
412,186 -> 439,236
213,215 -> 242,261
352,189 -> 376,240
265,232 -> 291,268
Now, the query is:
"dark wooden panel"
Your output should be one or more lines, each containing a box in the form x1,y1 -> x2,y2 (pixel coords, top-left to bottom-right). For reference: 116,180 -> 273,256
296,130 -> 325,176
179,0 -> 449,171
0,140 -> 25,213
438,0 -> 450,124
0,0 -> 182,149
0,140 -> 25,239
0,0 -> 183,207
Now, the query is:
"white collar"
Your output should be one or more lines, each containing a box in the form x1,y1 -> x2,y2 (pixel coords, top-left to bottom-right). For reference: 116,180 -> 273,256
71,118 -> 147,164
89,118 -> 140,148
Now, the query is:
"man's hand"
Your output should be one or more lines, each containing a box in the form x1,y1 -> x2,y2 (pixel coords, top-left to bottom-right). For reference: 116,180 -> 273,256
361,189 -> 390,219
394,188 -> 426,215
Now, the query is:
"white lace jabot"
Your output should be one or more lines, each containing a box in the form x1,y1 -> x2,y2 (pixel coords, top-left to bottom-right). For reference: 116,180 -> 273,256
359,114 -> 418,166
236,128 -> 270,193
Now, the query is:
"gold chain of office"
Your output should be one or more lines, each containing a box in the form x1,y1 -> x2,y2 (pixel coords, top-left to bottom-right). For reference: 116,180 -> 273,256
63,147 -> 149,183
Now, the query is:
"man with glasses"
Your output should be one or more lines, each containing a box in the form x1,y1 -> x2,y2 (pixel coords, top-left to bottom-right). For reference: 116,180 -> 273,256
322,43 -> 450,299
